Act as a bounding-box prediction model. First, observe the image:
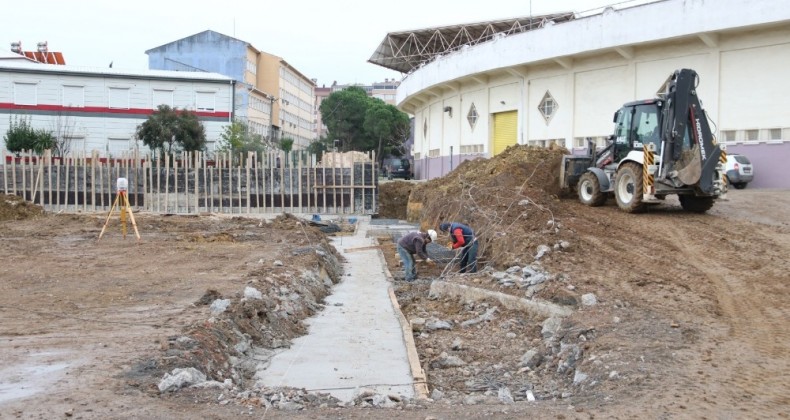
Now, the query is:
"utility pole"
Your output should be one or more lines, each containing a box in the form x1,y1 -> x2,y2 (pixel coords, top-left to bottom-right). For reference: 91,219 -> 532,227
268,94 -> 277,143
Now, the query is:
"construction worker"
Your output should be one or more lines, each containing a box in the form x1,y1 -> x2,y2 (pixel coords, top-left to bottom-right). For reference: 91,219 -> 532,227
439,222 -> 478,273
396,229 -> 437,282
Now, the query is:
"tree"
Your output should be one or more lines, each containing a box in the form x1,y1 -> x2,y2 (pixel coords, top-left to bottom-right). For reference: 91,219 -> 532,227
135,105 -> 207,156
177,110 -> 207,152
319,86 -> 411,163
4,115 -> 55,155
319,86 -> 372,151
215,120 -> 267,163
363,100 -> 411,165
278,137 -> 294,167
307,138 -> 329,162
279,137 -> 294,154
48,112 -> 77,156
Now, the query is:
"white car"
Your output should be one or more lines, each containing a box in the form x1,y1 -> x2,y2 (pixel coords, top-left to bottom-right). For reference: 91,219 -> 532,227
725,154 -> 754,189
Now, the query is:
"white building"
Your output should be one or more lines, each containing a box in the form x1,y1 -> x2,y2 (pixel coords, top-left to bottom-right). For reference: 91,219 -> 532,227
370,0 -> 790,188
0,61 -> 234,155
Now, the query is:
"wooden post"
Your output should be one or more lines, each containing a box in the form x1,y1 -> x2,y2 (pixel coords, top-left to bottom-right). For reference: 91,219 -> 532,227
63,155 -> 70,211
217,152 -> 223,213
297,151 -> 303,212
20,151 -> 27,201
159,152 -> 163,213
279,151 -> 288,212
1,150 -> 6,194
55,159 -> 61,210
269,152 -> 274,212
237,152 -> 242,214
164,153 -> 170,213
47,150 -> 53,209
254,152 -> 261,212
307,156 -> 319,213
350,152 -> 355,213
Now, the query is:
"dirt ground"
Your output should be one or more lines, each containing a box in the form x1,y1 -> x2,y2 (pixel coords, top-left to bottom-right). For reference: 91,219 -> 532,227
1,143 -> 789,419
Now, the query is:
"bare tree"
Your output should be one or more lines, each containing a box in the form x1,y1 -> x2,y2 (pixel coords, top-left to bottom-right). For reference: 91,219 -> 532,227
48,112 -> 77,156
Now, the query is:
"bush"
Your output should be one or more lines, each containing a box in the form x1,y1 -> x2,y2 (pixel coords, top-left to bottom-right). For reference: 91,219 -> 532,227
4,116 -> 54,155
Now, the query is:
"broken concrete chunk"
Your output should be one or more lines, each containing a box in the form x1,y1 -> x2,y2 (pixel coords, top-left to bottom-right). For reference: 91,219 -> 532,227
581,293 -> 598,306
244,286 -> 263,300
209,298 -> 231,315
158,367 -> 207,393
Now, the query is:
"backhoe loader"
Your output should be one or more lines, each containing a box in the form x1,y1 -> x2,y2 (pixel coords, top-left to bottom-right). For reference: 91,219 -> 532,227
560,68 -> 727,213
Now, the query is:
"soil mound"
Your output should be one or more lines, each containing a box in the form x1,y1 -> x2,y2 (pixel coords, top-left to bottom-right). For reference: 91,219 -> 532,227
0,193 -> 45,221
377,181 -> 414,219
408,144 -> 570,268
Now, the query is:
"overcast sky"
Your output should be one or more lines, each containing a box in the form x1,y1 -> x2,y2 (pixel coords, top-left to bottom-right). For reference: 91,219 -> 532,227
3,0 -> 654,86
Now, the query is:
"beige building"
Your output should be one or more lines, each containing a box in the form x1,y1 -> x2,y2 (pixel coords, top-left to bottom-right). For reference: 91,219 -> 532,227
147,30 -> 316,150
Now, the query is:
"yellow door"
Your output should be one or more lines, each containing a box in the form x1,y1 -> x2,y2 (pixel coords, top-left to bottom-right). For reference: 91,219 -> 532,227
492,111 -> 518,155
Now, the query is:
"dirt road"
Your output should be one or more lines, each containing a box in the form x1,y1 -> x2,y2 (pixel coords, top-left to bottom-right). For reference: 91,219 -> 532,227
0,189 -> 788,419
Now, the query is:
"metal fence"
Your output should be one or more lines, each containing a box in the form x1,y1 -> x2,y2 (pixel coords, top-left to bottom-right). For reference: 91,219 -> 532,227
1,149 -> 379,215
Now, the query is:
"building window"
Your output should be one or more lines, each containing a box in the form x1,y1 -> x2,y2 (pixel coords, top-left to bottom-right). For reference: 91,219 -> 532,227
538,91 -> 557,124
62,85 -> 84,108
107,137 -> 131,155
460,144 -> 484,154
467,103 -> 478,130
428,149 -> 440,158
196,91 -> 215,112
153,89 -> 174,108
720,130 -> 736,143
68,137 -> 86,154
745,129 -> 758,142
14,82 -> 37,105
108,87 -> 130,109
573,136 -> 608,149
413,152 -> 421,160
768,128 -> 782,140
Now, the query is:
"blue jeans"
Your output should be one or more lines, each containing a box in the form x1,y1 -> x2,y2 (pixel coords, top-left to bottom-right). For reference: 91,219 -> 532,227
459,239 -> 478,273
396,245 -> 416,281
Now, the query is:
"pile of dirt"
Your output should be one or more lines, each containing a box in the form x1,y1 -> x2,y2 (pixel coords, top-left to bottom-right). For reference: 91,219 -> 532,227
377,181 -> 414,219
118,213 -> 346,405
379,144 -> 789,417
408,145 -> 570,269
0,193 -> 44,221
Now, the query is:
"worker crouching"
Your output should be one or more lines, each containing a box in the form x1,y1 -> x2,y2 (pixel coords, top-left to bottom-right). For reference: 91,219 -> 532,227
396,229 -> 437,282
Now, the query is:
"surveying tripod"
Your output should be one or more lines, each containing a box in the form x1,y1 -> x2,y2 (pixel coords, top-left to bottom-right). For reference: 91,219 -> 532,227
98,178 -> 141,242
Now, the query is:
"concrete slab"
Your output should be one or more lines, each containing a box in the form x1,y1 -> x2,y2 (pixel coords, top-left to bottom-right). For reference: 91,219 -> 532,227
255,217 -> 416,402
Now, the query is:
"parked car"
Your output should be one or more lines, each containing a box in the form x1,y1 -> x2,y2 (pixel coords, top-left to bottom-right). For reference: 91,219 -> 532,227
383,158 -> 412,180
725,154 -> 754,189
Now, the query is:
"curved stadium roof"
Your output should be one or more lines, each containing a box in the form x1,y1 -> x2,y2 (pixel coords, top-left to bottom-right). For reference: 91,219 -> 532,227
368,13 -> 575,74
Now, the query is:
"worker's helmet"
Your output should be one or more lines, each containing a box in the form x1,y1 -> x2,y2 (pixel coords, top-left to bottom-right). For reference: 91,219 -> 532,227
427,229 -> 438,242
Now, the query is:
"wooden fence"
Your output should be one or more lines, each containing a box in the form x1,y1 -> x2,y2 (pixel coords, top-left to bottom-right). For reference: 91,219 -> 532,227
0,149 -> 379,215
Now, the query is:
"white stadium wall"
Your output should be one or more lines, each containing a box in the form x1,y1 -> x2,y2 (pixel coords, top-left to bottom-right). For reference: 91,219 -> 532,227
397,0 -> 790,188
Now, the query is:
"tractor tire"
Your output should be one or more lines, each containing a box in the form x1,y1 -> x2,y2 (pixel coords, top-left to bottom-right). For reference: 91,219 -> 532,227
614,162 -> 645,213
679,195 -> 715,213
577,172 -> 607,207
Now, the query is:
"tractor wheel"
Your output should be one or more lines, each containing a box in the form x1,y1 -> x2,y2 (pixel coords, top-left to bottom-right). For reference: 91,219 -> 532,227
577,172 -> 607,207
614,162 -> 645,213
679,195 -> 715,213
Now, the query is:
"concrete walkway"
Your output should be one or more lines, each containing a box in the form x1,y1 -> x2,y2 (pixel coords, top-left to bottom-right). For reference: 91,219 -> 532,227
255,217 -> 416,402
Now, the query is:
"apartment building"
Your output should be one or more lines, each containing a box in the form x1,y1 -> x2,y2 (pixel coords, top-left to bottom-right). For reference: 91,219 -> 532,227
146,30 -> 316,149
